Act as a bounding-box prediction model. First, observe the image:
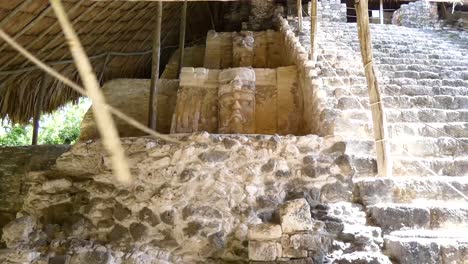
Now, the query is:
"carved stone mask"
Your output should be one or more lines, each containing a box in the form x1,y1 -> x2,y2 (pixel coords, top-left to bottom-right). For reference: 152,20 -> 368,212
218,68 -> 256,134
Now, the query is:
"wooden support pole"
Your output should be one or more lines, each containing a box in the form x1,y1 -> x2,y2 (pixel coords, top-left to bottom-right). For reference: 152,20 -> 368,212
355,0 -> 392,177
149,1 -> 163,130
379,0 -> 384,24
178,0 -> 187,78
32,74 -> 49,145
310,0 -> 317,62
297,0 -> 303,32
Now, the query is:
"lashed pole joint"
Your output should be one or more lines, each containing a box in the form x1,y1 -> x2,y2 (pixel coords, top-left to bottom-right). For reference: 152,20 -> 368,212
149,1 -> 163,130
355,0 -> 392,177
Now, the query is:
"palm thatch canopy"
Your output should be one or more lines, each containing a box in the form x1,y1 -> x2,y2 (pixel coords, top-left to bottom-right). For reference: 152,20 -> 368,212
0,0 -> 217,124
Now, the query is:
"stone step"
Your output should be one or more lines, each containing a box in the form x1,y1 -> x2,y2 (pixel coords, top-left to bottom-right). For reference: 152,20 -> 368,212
354,176 -> 468,205
346,137 -> 468,158
334,95 -> 468,111
351,154 -> 468,177
377,58 -> 468,67
384,229 -> 468,264
368,202 -> 468,232
335,120 -> 468,138
376,64 -> 467,73
337,108 -> 468,123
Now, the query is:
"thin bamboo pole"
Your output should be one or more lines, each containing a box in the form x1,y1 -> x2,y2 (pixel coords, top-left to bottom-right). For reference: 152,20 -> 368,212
297,0 -> 303,33
379,0 -> 384,24
310,0 -> 317,62
178,0 -> 188,78
355,0 -> 392,177
149,1 -> 163,130
50,0 -> 132,184
32,74 -> 49,145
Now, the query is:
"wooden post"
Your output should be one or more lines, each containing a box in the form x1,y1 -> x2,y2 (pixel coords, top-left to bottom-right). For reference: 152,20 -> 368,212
149,1 -> 163,130
355,0 -> 392,177
32,74 -> 49,145
297,0 -> 303,32
310,0 -> 317,62
178,0 -> 187,78
379,0 -> 384,24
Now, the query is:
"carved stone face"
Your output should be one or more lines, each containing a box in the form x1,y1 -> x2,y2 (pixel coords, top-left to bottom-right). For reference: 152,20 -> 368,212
218,68 -> 256,134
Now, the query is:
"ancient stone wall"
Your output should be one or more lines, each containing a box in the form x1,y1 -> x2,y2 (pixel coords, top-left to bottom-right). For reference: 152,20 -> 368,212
317,0 -> 347,23
0,134 -> 374,263
171,66 -> 303,135
0,145 -> 69,247
276,16 -> 324,135
161,46 -> 206,79
392,0 -> 439,28
204,30 -> 285,69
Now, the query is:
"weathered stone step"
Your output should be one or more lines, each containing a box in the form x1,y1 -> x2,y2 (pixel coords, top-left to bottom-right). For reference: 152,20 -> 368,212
335,119 -> 468,139
346,137 -> 468,158
377,58 -> 468,67
392,156 -> 468,177
354,176 -> 468,205
384,229 -> 468,264
368,202 -> 468,232
389,122 -> 468,138
350,154 -> 468,177
335,95 -> 468,111
338,108 -> 468,123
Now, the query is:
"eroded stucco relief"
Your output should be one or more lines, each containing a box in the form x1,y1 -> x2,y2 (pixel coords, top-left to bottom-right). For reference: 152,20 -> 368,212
218,68 -> 256,134
172,67 -> 301,135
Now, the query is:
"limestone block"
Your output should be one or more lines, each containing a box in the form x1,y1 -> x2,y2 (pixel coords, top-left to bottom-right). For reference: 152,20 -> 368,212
204,31 -> 233,69
266,30 -> 283,68
277,66 -> 301,135
171,68 -> 219,133
282,247 -> 308,258
290,233 -> 320,251
41,178 -> 72,194
161,45 -> 205,79
253,32 -> 267,68
280,199 -> 314,234
248,224 -> 282,241
233,31 -> 254,67
79,79 -> 178,140
254,69 -> 277,134
2,216 -> 36,248
248,241 -> 281,261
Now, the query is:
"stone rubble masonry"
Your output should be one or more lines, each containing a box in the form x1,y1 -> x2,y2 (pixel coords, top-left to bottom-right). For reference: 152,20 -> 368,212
247,198 -> 327,262
276,15 -> 325,135
0,145 -> 69,247
392,0 -> 439,29
1,134 -> 358,263
203,30 -> 284,69
316,0 -> 347,23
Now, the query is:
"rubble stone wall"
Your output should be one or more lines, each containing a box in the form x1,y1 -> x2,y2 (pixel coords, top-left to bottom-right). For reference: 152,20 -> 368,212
277,16 -> 327,135
0,145 -> 70,246
1,134 -> 362,263
392,0 -> 439,28
317,0 -> 347,23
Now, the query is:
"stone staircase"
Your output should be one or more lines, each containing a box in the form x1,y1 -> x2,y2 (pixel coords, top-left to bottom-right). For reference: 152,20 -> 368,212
287,17 -> 468,263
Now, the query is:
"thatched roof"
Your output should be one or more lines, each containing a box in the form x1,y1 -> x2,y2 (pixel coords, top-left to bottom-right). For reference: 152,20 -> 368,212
0,0 -> 215,124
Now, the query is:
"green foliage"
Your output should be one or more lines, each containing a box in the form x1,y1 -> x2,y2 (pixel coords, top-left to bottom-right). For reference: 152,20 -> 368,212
0,98 -> 90,146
